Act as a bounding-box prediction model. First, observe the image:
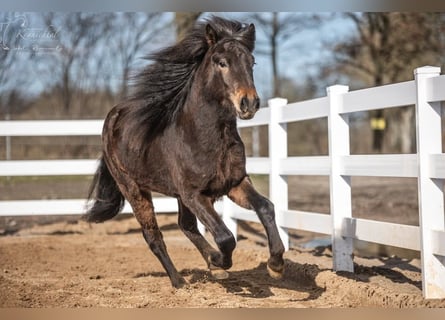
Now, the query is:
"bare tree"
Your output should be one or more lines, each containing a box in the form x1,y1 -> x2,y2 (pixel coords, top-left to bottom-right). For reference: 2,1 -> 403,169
0,13 -> 20,94
109,12 -> 169,99
249,12 -> 321,98
174,12 -> 201,41
41,13 -> 111,113
329,13 -> 443,153
247,13 -> 325,157
0,13 -> 35,116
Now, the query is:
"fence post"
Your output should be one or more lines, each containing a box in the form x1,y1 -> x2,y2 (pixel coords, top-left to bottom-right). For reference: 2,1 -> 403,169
414,66 -> 445,298
197,220 -> 206,236
222,196 -> 238,240
327,85 -> 353,272
268,97 -> 289,250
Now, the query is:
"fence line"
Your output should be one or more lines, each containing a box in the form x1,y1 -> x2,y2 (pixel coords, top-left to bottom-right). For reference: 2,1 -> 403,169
0,66 -> 444,299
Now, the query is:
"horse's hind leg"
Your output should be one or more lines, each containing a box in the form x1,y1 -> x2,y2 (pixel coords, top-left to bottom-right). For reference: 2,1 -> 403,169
228,176 -> 285,279
177,200 -> 229,279
128,191 -> 186,288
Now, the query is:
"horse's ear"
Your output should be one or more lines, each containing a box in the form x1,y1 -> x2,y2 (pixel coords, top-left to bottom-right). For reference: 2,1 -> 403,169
240,23 -> 256,52
205,24 -> 218,46
247,23 -> 255,37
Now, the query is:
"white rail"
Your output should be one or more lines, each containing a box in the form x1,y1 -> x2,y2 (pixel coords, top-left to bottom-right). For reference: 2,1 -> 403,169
0,66 -> 444,299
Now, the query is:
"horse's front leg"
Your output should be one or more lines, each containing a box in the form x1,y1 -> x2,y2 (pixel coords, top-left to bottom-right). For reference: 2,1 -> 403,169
180,194 -> 236,278
228,176 -> 285,279
177,200 -> 229,279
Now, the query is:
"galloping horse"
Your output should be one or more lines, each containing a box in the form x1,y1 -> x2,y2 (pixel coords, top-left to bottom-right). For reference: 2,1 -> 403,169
85,17 -> 285,288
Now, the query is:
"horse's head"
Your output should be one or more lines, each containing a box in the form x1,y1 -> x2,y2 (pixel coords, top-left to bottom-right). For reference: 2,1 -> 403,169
202,21 -> 260,120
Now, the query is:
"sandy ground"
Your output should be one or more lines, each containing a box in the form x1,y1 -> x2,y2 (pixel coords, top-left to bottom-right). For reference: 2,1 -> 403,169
1,175 -> 444,307
0,212 -> 444,308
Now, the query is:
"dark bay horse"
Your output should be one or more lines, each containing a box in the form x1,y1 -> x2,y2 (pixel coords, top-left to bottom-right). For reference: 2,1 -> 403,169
85,17 -> 285,288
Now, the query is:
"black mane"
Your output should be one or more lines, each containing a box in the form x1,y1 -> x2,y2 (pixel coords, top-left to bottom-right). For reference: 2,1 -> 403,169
125,16 -> 255,143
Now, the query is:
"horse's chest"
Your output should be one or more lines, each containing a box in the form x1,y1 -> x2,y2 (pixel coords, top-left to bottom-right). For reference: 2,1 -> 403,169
180,120 -> 247,194
205,143 -> 246,194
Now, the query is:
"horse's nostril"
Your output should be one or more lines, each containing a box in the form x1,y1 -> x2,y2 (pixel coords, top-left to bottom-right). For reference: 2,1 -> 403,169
254,98 -> 260,110
240,95 -> 260,114
240,96 -> 248,112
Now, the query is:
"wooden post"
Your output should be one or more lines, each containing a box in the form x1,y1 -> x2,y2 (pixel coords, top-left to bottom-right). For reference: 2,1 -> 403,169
327,85 -> 353,272
268,97 -> 289,250
414,66 -> 445,298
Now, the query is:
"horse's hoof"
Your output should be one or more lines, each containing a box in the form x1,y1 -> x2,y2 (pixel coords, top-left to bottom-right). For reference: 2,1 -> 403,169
171,276 -> 188,289
209,265 -> 229,280
211,269 -> 229,280
267,264 -> 284,279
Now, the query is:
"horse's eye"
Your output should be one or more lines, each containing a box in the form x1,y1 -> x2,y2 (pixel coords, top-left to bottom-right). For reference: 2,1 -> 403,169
218,60 -> 228,68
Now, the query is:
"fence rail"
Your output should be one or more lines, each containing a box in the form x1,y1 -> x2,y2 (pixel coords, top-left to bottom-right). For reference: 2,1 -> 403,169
0,66 -> 444,299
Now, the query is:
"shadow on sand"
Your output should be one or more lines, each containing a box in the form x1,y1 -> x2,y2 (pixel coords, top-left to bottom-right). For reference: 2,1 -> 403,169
135,259 -> 328,302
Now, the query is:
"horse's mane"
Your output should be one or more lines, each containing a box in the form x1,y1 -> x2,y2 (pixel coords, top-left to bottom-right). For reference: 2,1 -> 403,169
124,16 -> 255,144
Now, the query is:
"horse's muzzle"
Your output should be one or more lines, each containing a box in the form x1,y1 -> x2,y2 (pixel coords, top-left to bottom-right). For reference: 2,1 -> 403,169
238,96 -> 260,120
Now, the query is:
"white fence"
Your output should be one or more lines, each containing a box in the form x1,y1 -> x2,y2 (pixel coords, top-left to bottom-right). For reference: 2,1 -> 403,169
1,66 -> 445,299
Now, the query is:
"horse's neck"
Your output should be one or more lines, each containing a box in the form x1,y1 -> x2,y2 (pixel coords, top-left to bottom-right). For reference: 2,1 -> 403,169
181,99 -> 239,144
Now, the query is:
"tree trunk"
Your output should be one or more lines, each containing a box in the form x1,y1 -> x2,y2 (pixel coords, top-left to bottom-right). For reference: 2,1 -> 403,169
271,12 -> 279,97
62,65 -> 71,112
174,12 -> 201,41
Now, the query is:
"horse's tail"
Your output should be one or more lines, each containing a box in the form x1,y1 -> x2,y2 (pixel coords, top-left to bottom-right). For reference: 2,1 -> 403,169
84,156 -> 125,223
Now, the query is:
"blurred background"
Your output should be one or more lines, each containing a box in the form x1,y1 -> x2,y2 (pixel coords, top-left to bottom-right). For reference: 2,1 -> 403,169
1,12 -> 444,160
